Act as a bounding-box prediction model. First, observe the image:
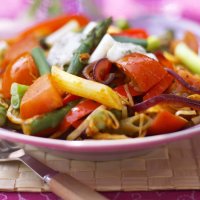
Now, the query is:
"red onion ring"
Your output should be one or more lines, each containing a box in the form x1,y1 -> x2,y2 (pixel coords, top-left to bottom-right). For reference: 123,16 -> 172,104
133,94 -> 200,112
93,58 -> 115,85
82,62 -> 95,80
165,68 -> 200,94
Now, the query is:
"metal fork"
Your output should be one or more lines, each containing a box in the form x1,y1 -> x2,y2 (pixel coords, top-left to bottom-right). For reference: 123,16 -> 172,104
0,140 -> 107,200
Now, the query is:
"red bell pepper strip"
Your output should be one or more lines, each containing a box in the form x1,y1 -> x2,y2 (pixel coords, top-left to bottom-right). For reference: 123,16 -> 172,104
63,94 -> 81,106
116,53 -> 167,92
143,52 -> 174,100
147,111 -> 188,135
114,84 -> 141,97
19,14 -> 89,39
58,99 -> 100,132
112,28 -> 148,39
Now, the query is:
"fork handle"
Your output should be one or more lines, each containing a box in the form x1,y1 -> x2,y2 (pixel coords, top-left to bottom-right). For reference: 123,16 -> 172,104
45,173 -> 108,200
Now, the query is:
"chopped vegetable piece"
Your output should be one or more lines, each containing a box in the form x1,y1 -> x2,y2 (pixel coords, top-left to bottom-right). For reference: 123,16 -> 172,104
67,17 -> 112,75
20,74 -> 63,119
116,52 -> 167,92
0,106 -> 7,126
63,94 -> 80,106
133,94 -> 200,113
115,19 -> 130,30
93,58 -> 115,84
175,42 -> 200,74
52,66 -> 123,110
11,83 -> 29,109
19,14 -> 89,39
58,99 -> 100,132
2,52 -> 39,98
114,84 -> 141,97
31,47 -> 51,75
147,36 -> 161,51
112,28 -> 148,39
183,31 -> 199,53
143,53 -> 174,100
147,111 -> 188,135
112,36 -> 147,48
0,35 -> 39,75
22,100 -> 78,135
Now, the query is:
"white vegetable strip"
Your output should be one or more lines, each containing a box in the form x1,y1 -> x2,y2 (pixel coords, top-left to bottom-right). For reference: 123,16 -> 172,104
51,66 -> 123,110
45,20 -> 80,46
89,34 -> 115,63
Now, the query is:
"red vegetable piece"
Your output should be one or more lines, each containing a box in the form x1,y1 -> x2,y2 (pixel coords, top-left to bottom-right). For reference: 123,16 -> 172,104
116,53 -> 167,92
114,84 -> 141,97
93,58 -> 113,84
112,28 -> 148,39
63,94 -> 81,106
147,111 -> 187,135
58,100 -> 100,132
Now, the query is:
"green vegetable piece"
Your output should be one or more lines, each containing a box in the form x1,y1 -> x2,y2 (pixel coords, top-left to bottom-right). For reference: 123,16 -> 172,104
175,42 -> 200,74
112,36 -> 147,48
31,47 -> 51,75
22,100 -> 79,135
147,36 -> 161,51
11,83 -> 29,109
115,19 -> 130,30
67,17 -> 112,75
0,106 -> 7,126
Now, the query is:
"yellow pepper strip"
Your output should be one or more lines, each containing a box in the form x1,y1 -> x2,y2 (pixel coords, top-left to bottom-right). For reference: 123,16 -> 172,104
51,66 -> 123,110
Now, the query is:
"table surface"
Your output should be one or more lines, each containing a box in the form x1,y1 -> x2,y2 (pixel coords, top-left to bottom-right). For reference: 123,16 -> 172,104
0,191 -> 200,200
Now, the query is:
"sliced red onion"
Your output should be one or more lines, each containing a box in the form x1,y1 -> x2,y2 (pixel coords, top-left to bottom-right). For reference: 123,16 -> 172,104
165,68 -> 200,94
93,58 -> 115,85
133,94 -> 200,112
82,62 -> 95,80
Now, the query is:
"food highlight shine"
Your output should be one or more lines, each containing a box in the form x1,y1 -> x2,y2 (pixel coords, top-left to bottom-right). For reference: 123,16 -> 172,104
0,14 -> 200,140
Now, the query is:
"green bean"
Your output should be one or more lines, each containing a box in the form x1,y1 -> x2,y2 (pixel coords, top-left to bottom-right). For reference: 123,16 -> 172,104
22,100 -> 79,135
112,36 -> 147,48
10,83 -> 29,109
31,47 -> 51,75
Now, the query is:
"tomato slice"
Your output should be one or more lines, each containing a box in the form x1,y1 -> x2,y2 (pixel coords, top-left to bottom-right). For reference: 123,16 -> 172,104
2,52 -> 39,98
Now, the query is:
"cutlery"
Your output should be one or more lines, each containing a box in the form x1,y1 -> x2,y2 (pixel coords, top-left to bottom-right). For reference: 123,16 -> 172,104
0,140 -> 108,200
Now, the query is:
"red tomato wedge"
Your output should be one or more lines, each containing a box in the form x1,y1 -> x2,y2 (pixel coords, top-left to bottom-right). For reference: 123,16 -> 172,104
20,74 -> 63,119
116,53 -> 167,92
58,100 -> 100,132
2,52 -> 39,98
1,35 -> 39,75
147,111 -> 188,135
143,53 -> 174,100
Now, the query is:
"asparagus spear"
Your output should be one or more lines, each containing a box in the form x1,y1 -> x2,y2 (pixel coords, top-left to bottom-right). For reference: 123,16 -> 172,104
31,47 -> 51,75
22,100 -> 78,135
11,83 -> 29,109
67,17 -> 112,75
